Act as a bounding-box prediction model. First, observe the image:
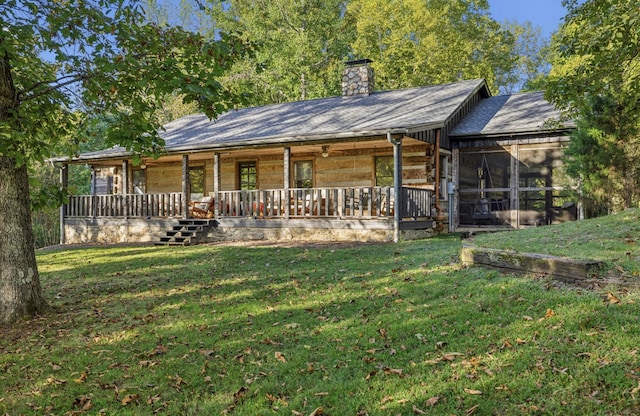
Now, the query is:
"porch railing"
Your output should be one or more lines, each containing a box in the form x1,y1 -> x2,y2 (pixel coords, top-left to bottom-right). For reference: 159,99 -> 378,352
66,192 -> 185,218
65,186 -> 433,220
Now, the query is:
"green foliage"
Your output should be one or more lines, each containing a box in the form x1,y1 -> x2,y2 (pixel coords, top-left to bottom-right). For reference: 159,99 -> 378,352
546,0 -> 640,210
28,162 -> 64,248
499,20 -> 552,93
0,0 -> 248,166
211,0 -> 353,104
1,230 -> 638,413
210,0 -> 543,102
346,0 -> 517,94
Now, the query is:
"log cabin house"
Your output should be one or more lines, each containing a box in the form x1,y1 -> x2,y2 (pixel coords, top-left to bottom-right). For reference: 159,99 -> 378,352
55,60 -> 577,245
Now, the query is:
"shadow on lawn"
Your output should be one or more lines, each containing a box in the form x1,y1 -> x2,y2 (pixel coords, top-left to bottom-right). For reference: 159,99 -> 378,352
4,237 -> 638,414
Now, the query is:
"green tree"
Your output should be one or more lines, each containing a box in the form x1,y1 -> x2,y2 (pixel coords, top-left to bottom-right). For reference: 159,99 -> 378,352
0,0 -> 246,324
546,0 -> 640,211
498,20 -> 551,93
346,0 -> 516,94
211,0 -> 354,104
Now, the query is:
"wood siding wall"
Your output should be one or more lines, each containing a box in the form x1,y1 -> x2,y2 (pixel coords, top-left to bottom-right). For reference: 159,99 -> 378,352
103,142 -> 434,196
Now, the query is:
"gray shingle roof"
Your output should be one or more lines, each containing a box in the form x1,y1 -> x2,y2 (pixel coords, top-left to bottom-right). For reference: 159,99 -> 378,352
68,79 -> 486,161
449,91 -> 573,138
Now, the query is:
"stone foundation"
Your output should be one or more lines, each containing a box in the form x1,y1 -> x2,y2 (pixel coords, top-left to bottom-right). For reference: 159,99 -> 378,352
63,217 -> 435,245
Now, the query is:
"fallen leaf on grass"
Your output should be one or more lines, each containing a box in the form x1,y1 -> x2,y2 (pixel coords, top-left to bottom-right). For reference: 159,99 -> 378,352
274,351 -> 287,363
466,404 -> 479,415
442,352 -> 465,361
383,367 -> 403,376
74,372 -> 87,384
545,309 -> 556,318
45,377 -> 67,385
309,406 -> 324,416
607,292 -> 621,304
233,386 -> 248,404
72,397 -> 92,411
464,388 -> 482,395
121,394 -> 139,406
412,404 -> 426,414
148,344 -> 168,356
425,396 -> 440,406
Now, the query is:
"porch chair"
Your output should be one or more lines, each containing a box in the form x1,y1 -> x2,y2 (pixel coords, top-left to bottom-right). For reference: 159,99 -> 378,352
189,196 -> 215,219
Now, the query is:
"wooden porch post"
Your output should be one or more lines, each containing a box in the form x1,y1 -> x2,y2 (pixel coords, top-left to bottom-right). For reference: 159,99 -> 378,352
121,160 -> 128,218
90,165 -> 97,218
59,164 -> 68,245
388,133 -> 402,242
284,147 -> 290,219
510,144 -> 519,227
213,152 -> 220,218
182,155 -> 190,219
451,148 -> 460,232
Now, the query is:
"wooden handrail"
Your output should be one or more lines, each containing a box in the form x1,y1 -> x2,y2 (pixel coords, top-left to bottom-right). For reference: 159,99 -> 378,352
66,187 -> 434,220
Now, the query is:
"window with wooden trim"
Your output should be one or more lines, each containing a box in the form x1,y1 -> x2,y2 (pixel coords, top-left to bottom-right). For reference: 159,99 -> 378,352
293,160 -> 313,188
238,161 -> 257,190
189,166 -> 205,199
375,156 -> 394,186
132,169 -> 146,194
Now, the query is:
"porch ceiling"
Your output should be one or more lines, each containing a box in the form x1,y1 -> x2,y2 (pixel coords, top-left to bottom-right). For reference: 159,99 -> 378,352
71,135 -> 430,166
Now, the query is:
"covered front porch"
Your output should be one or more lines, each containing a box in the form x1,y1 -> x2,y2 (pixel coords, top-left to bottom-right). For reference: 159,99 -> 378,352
58,131 -> 444,244
61,185 -> 435,244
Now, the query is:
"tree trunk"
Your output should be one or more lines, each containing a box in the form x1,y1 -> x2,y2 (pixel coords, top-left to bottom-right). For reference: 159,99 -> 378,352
0,156 -> 48,325
0,40 -> 48,324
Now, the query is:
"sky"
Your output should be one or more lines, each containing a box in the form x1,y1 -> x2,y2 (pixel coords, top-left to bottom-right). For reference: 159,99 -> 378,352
487,0 -> 568,37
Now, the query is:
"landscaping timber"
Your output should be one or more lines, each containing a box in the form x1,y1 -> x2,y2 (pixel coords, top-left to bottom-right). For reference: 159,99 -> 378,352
460,245 -> 604,284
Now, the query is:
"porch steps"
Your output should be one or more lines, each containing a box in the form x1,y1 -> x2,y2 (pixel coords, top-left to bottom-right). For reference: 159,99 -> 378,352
155,219 -> 217,246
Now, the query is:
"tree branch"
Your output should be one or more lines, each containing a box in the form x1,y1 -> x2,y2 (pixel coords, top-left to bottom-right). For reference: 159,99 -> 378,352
19,73 -> 88,103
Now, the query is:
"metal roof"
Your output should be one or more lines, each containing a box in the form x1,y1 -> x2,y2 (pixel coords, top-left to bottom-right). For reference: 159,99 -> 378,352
449,91 -> 573,138
66,78 -> 487,161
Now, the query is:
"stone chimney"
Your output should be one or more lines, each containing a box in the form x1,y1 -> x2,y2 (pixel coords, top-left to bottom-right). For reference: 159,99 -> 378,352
342,59 -> 374,97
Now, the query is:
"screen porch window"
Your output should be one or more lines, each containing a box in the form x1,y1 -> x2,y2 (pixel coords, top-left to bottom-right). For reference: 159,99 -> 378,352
375,156 -> 394,186
293,160 -> 313,188
239,161 -> 257,190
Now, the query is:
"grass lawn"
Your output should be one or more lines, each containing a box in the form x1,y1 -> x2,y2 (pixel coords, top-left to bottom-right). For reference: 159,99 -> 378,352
1,210 -> 639,415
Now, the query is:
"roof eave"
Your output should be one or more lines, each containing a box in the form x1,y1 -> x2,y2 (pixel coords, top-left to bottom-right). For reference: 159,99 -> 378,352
54,124 -> 441,164
449,126 -> 574,140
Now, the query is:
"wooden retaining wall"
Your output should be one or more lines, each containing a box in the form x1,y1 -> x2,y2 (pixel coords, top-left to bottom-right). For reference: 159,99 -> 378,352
460,245 -> 603,284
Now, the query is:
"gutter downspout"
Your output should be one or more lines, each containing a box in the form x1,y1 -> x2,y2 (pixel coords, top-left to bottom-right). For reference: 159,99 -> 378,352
387,132 -> 402,243
434,129 -> 446,232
